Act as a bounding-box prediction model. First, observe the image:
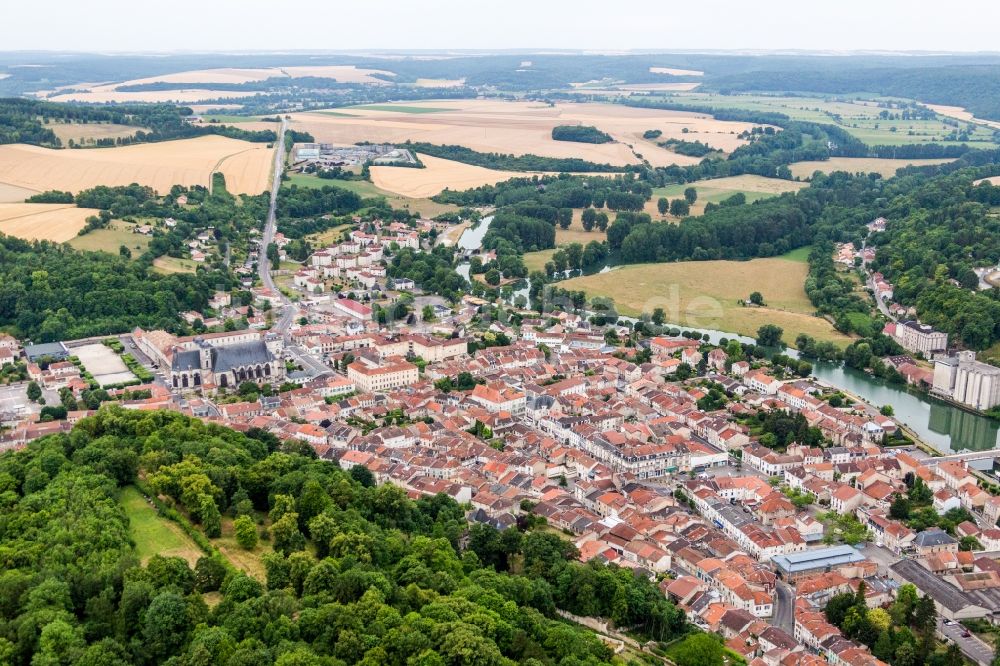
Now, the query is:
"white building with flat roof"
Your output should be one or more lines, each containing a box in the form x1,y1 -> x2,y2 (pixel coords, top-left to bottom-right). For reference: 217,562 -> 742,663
933,351 -> 1000,411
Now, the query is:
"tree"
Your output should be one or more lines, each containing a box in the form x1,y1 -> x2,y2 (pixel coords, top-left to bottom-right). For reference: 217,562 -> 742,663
756,324 -> 784,347
595,212 -> 609,231
194,556 -> 227,592
581,208 -> 596,231
657,197 -> 669,215
668,633 -> 723,666
684,187 -> 698,204
889,495 -> 911,520
422,305 -> 435,322
748,291 -> 764,306
350,464 -> 375,488
199,495 -> 222,538
651,308 -> 666,326
27,380 -> 41,402
825,592 -> 858,627
142,591 -> 192,661
271,512 -> 305,555
119,245 -> 132,259
234,515 -> 258,550
669,199 -> 690,216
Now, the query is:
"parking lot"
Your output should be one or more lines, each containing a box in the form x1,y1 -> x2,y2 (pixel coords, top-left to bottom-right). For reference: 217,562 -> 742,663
73,343 -> 136,387
0,383 -> 37,418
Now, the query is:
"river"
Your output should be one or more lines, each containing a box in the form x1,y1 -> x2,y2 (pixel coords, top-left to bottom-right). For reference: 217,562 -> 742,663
452,219 -> 1000,454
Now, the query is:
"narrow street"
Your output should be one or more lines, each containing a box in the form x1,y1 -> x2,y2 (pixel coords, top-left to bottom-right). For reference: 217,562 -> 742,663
772,581 -> 795,635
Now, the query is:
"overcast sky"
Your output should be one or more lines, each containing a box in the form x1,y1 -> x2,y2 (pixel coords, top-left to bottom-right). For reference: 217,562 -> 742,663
6,0 -> 1000,53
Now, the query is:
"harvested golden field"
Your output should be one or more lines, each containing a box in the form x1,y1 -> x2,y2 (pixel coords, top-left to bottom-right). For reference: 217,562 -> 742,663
789,157 -> 955,179
283,65 -> 394,83
291,99 -> 761,168
561,256 -> 852,345
974,176 -> 1000,186
0,183 -> 38,203
90,67 -> 278,89
925,103 -> 1000,131
648,175 -> 807,218
0,136 -> 273,195
45,121 -> 137,145
64,65 -> 396,104
370,153 -> 534,198
649,67 -> 704,76
414,78 -> 466,88
0,203 -> 99,242
617,83 -> 702,92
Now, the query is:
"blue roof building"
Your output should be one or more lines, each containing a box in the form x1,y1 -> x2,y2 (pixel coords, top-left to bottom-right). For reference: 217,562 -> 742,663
772,545 -> 866,580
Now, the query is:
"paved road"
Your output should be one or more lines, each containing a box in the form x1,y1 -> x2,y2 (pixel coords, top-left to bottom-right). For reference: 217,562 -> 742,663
860,239 -> 894,321
772,581 -> 794,635
939,619 -> 993,666
259,118 -> 295,335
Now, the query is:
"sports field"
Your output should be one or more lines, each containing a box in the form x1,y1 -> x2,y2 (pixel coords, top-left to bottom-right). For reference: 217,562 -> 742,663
0,203 -> 99,242
291,99 -> 764,168
560,252 -> 851,345
0,135 -> 273,195
789,157 -> 955,179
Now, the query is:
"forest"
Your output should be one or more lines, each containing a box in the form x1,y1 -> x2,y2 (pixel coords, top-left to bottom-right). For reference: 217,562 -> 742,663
550,126 -> 613,144
402,142 -> 626,173
0,234 -> 231,342
0,99 -> 276,147
0,407 -> 688,665
709,65 -> 1000,122
625,99 -> 970,186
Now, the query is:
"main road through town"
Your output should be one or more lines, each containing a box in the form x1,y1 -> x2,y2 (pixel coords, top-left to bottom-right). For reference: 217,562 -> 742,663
258,120 -> 330,378
259,119 -> 297,335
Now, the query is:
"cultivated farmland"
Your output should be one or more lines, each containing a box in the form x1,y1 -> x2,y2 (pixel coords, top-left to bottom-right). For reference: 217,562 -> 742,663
45,121 -> 137,145
560,253 -> 852,345
47,65 -> 396,103
663,92 -> 999,148
369,153 -> 538,198
0,135 -> 273,195
0,203 -> 99,242
789,157 -> 956,179
649,174 -> 807,217
290,99 -> 763,168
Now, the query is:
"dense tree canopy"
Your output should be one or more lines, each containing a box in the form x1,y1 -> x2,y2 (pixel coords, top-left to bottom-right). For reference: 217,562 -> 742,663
0,407 -> 689,665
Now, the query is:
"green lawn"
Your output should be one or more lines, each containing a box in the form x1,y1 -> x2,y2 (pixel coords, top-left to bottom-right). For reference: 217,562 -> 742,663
780,246 -> 812,263
120,486 -> 203,566
68,221 -> 151,257
152,256 -> 199,274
